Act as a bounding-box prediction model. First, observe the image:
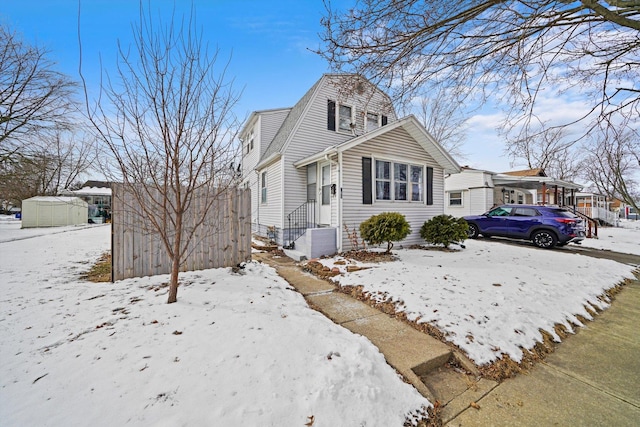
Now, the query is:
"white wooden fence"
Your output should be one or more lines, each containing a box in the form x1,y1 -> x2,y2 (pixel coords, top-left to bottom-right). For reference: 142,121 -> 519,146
111,184 -> 251,281
576,206 -> 618,226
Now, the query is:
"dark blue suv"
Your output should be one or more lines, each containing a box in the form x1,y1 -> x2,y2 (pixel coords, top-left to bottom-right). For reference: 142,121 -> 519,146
464,205 -> 585,249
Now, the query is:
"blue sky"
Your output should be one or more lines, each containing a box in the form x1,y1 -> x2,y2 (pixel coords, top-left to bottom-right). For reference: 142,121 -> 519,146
1,0 -> 517,172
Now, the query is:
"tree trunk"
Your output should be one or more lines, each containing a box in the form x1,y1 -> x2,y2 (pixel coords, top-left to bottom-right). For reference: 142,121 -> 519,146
167,210 -> 183,304
167,256 -> 180,304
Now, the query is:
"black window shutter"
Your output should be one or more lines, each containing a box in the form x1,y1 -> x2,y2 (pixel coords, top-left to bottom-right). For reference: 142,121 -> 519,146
327,100 -> 336,131
362,157 -> 372,204
426,167 -> 433,205
381,115 -> 388,126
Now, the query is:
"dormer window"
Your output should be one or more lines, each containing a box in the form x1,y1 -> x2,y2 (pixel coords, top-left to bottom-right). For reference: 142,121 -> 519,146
338,105 -> 353,132
365,112 -> 389,132
328,100 -> 388,133
366,112 -> 379,132
327,99 -> 355,133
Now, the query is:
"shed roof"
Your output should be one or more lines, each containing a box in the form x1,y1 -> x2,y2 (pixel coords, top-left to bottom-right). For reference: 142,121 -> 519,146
24,196 -> 88,204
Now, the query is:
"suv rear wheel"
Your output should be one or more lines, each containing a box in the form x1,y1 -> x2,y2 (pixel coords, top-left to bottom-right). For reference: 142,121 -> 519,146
467,223 -> 480,239
532,230 -> 557,249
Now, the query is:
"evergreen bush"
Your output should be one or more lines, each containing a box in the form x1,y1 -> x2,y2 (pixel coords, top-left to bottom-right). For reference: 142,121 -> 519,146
359,212 -> 411,254
420,215 -> 468,249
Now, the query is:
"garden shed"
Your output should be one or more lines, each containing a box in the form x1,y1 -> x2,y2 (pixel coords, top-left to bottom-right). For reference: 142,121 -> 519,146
21,196 -> 88,228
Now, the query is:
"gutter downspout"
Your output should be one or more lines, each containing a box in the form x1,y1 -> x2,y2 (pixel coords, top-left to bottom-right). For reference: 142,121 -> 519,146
337,151 -> 343,253
254,169 -> 260,232
281,155 -> 286,246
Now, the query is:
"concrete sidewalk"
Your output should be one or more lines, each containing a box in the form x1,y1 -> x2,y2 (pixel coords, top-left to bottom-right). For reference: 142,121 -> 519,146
254,251 -> 640,426
446,275 -> 640,426
253,251 -> 459,402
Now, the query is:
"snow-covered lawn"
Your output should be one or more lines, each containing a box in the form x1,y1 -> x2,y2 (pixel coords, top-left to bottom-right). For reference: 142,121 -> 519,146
0,222 -> 428,427
316,220 -> 640,366
1,216 -> 638,425
319,240 -> 637,366
579,219 -> 640,255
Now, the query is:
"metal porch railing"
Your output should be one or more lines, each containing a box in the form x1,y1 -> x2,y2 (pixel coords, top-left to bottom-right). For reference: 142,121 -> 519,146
570,208 -> 598,238
283,201 -> 316,249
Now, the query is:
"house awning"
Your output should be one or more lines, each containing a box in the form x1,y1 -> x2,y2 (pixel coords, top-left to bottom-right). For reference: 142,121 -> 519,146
492,174 -> 583,191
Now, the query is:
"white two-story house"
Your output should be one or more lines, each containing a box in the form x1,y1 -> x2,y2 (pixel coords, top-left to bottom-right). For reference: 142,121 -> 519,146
240,74 -> 461,259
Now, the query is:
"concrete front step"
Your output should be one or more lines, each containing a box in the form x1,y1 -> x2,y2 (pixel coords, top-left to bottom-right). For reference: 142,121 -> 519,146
282,248 -> 307,261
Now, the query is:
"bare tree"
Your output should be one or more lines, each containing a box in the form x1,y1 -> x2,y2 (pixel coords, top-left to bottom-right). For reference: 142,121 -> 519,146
0,131 -> 93,206
408,85 -> 470,161
0,24 -> 77,163
319,0 -> 639,181
82,5 -> 241,303
506,126 -> 583,180
582,129 -> 640,212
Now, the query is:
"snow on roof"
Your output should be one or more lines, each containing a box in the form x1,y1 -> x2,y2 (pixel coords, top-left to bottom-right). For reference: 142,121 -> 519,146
70,187 -> 112,196
25,196 -> 86,202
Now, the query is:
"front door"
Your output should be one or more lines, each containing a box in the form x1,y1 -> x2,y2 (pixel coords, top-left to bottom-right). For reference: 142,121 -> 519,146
319,162 -> 331,225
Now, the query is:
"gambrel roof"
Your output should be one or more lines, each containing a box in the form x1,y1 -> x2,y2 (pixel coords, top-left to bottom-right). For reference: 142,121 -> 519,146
256,74 -> 394,170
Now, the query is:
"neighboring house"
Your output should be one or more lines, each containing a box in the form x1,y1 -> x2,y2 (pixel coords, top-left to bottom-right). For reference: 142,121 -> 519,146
240,74 -> 461,259
611,198 -> 638,220
444,167 -> 583,216
573,192 -> 618,225
61,180 -> 112,223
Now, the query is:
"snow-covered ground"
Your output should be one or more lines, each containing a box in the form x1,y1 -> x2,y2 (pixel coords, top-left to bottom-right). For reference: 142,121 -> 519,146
0,220 -> 428,427
578,219 -> 640,255
316,220 -> 639,366
1,215 -> 638,425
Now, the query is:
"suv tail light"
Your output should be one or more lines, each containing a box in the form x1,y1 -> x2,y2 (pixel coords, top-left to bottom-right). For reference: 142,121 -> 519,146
554,218 -> 577,224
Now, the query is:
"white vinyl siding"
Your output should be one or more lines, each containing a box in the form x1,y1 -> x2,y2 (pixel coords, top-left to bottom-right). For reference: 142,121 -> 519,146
240,109 -> 290,228
259,110 -> 290,158
340,126 -> 445,251
444,170 -> 495,216
241,123 -> 261,180
256,161 -> 283,229
241,110 -> 289,184
280,75 -> 396,226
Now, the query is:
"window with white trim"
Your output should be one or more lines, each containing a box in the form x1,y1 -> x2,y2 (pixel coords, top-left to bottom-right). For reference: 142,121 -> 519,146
375,160 -> 423,202
410,166 -> 423,201
245,130 -> 254,154
375,160 -> 391,200
449,191 -> 463,206
306,164 -> 317,202
338,104 -> 353,132
394,163 -> 407,200
260,172 -> 267,203
366,112 -> 379,132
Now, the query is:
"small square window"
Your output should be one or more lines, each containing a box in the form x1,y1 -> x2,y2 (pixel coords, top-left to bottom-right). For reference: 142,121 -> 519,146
449,192 -> 463,206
